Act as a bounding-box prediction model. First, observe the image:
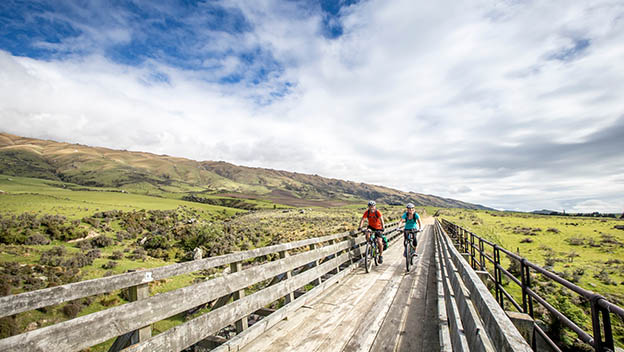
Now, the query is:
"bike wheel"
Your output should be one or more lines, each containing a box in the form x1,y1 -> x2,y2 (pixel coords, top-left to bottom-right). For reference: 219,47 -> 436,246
365,242 -> 373,273
410,244 -> 416,266
374,244 -> 379,266
405,246 -> 411,272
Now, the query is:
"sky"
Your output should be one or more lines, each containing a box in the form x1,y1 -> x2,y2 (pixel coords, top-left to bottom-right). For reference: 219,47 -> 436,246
0,0 -> 623,213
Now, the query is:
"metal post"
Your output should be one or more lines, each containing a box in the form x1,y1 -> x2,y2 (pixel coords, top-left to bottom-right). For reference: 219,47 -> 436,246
521,259 -> 528,314
479,239 -> 485,270
470,233 -> 476,269
601,305 -> 614,352
590,295 -> 614,352
493,245 -> 503,307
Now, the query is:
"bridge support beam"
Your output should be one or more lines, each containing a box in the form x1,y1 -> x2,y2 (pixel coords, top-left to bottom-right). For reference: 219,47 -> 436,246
506,311 -> 534,346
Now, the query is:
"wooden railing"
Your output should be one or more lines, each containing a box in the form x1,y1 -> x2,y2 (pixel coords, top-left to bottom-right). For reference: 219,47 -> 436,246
0,222 -> 401,352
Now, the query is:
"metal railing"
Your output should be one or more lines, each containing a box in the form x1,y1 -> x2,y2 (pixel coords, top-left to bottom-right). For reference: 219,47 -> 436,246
440,218 -> 624,352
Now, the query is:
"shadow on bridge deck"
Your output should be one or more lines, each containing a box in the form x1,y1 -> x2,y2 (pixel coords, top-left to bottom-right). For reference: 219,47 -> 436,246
237,224 -> 440,352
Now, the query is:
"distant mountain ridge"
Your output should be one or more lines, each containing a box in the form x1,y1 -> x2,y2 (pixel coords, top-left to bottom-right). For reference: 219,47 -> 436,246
0,132 -> 490,209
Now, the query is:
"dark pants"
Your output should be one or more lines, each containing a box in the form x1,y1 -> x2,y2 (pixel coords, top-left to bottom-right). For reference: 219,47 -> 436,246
403,229 -> 418,247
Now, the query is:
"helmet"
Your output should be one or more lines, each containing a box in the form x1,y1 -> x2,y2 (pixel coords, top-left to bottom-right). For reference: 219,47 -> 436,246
368,200 -> 376,206
406,203 -> 415,209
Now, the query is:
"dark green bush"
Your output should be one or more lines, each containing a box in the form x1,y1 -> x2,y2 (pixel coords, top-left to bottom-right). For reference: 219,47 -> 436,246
90,236 -> 113,248
25,233 -> 50,245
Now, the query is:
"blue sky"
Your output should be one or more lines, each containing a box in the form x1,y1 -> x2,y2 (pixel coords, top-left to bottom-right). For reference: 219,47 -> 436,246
0,0 -> 623,212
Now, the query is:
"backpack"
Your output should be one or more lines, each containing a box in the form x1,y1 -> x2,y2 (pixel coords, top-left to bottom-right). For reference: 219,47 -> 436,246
404,212 -> 417,222
365,209 -> 381,219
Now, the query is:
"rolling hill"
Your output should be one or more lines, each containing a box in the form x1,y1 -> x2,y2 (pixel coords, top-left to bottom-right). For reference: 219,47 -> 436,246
0,132 -> 489,209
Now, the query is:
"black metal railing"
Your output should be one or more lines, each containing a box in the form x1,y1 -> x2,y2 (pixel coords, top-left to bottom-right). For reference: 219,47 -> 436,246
439,218 -> 624,352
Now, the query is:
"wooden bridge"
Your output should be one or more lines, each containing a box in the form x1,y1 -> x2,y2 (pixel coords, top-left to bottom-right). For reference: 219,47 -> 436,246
0,217 -> 551,352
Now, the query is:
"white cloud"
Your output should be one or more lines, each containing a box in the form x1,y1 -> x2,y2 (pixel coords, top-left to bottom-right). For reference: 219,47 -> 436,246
1,0 -> 624,213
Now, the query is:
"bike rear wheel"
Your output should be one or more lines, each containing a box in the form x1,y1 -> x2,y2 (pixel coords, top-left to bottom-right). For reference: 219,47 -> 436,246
365,242 -> 373,273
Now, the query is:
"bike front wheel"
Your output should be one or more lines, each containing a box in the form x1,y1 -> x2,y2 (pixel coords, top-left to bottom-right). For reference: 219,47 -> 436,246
365,242 -> 373,273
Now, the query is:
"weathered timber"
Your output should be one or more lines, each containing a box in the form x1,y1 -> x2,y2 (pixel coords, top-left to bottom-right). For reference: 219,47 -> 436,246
440,234 -> 495,352
231,261 -> 248,333
213,257 -> 360,352
434,232 -> 452,352
437,231 -> 470,352
109,278 -> 151,352
0,230 -> 359,318
122,251 -> 353,352
278,251 -> 294,305
0,239 -> 355,352
438,228 -> 533,352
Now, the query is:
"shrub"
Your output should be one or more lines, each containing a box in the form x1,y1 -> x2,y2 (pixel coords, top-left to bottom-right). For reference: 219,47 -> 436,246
142,235 -> 170,250
566,237 -> 584,246
102,261 -> 117,270
546,228 -> 560,233
85,249 -> 101,260
39,246 -> 67,266
25,233 -> 50,245
63,254 -> 93,268
520,237 -> 533,243
61,301 -> 82,318
110,251 -> 124,260
90,236 -> 113,248
127,248 -> 146,261
75,240 -> 93,250
0,316 -> 17,338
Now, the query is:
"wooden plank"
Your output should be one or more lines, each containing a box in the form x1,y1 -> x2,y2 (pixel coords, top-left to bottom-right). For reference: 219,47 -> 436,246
435,232 -> 453,352
0,230 -> 364,318
213,258 -> 360,352
121,251 -> 354,352
0,240 -> 352,352
342,250 -> 405,351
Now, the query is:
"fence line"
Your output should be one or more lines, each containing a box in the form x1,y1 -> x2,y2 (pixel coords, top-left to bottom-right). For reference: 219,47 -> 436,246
0,221 -> 400,352
439,218 -> 624,352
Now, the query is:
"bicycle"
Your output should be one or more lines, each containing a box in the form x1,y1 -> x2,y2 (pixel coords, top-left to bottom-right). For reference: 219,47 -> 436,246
403,229 -> 421,272
363,228 -> 383,273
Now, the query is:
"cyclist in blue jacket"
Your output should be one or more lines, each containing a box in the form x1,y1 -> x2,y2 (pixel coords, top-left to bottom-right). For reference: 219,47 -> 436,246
396,203 -> 421,249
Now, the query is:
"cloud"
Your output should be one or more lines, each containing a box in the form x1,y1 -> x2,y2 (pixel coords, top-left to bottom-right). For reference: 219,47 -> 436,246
1,0 -> 623,213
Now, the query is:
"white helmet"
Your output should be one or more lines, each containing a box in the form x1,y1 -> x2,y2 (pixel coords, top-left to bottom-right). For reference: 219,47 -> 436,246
406,203 -> 415,209
368,200 -> 376,206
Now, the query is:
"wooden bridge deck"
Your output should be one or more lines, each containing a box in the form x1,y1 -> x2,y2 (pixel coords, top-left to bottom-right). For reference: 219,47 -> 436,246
239,224 -> 439,352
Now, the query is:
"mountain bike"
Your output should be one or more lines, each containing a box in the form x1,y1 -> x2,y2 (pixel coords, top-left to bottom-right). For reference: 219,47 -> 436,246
404,229 -> 421,272
363,229 -> 382,273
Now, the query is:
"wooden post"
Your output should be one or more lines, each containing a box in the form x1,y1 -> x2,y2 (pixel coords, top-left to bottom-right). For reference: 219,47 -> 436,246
230,261 -> 248,333
310,244 -> 322,286
128,282 -> 151,344
278,251 -> 295,305
109,270 -> 152,351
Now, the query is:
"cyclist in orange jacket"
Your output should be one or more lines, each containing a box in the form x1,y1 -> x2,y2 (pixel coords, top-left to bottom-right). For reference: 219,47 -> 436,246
358,200 -> 386,264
